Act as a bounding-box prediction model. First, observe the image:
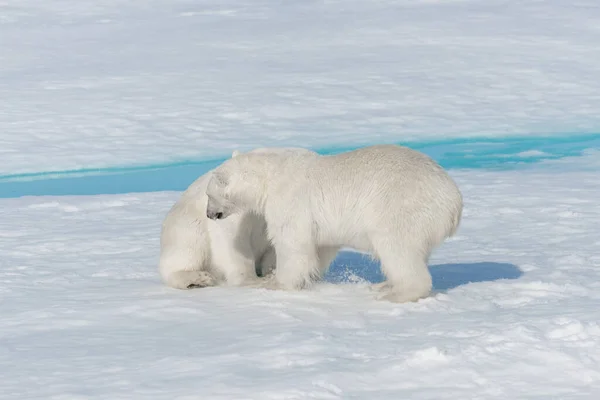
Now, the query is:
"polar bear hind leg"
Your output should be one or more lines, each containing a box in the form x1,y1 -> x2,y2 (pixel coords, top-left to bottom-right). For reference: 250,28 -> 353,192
371,236 -> 433,303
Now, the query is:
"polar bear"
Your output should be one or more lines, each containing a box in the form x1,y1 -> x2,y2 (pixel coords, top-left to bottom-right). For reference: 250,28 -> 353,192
158,155 -> 272,289
158,147 -> 316,290
205,144 -> 463,303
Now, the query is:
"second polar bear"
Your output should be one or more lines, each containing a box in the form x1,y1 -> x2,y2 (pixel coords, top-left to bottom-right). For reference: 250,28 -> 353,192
159,147 -> 316,290
205,144 -> 463,303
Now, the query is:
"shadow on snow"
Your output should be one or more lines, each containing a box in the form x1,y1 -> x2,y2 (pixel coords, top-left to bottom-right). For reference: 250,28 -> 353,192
325,251 -> 523,291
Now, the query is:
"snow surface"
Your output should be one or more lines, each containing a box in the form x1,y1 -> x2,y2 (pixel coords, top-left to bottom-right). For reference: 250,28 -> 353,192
2,0 -> 600,398
2,0 -> 600,174
2,167 -> 600,399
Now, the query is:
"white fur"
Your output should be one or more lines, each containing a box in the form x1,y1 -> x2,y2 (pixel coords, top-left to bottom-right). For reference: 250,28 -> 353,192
206,144 -> 463,303
158,147 -> 315,289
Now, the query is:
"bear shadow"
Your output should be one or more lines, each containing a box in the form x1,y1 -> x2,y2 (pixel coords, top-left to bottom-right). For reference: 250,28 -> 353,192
324,251 -> 523,291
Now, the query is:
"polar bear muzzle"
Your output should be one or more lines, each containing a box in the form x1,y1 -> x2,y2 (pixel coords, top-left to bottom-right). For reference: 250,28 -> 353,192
207,210 -> 224,220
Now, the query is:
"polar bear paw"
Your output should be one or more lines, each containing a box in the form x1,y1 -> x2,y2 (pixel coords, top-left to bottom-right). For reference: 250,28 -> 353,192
375,287 -> 431,303
166,270 -> 216,289
369,281 -> 392,292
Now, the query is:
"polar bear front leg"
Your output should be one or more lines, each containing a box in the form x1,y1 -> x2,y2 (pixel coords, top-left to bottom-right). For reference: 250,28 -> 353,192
210,240 -> 259,287
225,254 -> 259,286
273,243 -> 320,290
257,246 -> 277,277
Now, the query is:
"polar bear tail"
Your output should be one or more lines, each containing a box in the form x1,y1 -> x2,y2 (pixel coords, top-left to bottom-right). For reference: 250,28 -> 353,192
447,190 -> 463,238
449,204 -> 462,237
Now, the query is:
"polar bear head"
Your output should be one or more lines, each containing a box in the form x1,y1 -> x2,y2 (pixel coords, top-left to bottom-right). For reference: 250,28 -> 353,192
205,168 -> 237,220
205,153 -> 274,220
205,147 -> 316,220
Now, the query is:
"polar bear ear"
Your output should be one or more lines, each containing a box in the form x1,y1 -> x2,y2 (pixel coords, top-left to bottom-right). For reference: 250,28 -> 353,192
231,150 -> 241,158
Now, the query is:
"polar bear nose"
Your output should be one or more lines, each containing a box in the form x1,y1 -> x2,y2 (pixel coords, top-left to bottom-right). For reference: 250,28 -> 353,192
207,211 -> 224,220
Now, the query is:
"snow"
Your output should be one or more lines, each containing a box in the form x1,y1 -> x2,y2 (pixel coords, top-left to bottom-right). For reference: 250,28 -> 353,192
2,167 -> 600,399
2,0 -> 600,174
2,0 -> 600,397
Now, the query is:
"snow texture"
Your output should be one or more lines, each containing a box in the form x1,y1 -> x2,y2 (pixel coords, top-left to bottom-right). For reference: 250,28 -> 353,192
2,0 -> 600,174
1,169 -> 600,399
2,0 -> 600,398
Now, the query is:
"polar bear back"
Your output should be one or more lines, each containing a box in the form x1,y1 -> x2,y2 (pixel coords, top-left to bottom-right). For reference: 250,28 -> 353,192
313,145 -> 456,203
288,145 -> 462,251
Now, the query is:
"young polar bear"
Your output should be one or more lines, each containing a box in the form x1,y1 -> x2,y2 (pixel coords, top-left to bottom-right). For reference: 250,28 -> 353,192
205,144 -> 463,303
159,147 -> 316,290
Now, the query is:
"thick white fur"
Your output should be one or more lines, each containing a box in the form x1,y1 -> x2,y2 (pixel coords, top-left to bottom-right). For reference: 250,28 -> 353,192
206,144 -> 463,303
159,147 -> 316,289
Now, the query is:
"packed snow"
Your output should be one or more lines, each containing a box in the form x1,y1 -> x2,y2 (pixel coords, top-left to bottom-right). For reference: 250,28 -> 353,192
2,0 -> 600,398
2,167 -> 600,399
2,0 -> 600,174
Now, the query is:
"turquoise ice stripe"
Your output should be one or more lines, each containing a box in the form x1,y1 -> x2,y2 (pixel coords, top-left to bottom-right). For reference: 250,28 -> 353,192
0,133 -> 597,183
0,159 -> 225,198
0,159 -> 224,183
0,133 -> 598,198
